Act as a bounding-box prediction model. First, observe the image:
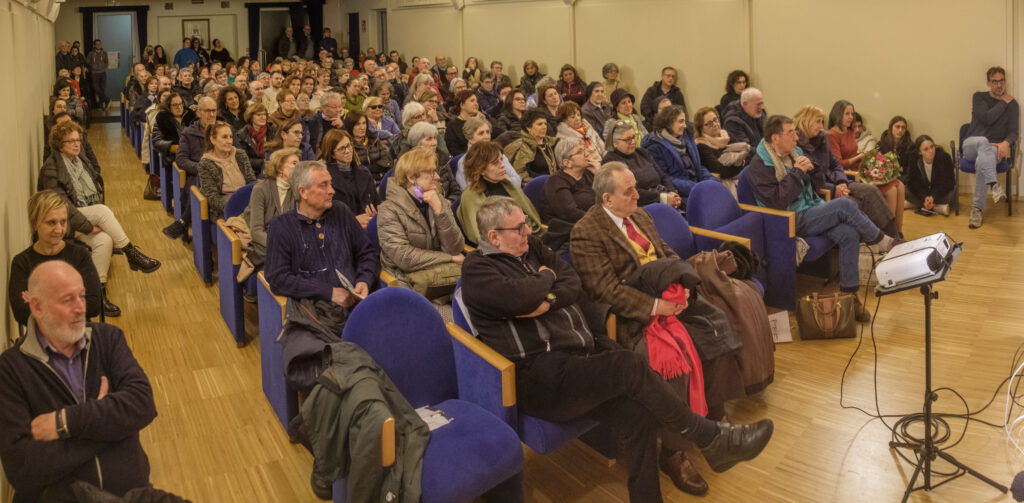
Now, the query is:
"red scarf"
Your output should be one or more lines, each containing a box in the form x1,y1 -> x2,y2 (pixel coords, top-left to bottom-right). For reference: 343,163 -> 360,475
644,284 -> 707,416
572,124 -> 592,150
248,124 -> 267,156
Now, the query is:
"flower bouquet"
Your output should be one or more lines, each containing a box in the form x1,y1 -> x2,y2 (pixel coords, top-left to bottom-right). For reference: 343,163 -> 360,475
858,149 -> 902,185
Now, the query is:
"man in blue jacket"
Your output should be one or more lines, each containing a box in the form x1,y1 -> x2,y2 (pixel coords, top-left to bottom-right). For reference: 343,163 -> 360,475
0,261 -> 157,501
964,66 -> 1019,229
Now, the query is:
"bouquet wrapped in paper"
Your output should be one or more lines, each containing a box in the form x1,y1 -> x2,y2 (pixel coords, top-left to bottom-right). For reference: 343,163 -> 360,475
858,149 -> 902,185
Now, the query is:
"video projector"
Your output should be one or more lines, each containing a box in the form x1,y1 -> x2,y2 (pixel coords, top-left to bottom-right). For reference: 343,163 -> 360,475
874,232 -> 954,289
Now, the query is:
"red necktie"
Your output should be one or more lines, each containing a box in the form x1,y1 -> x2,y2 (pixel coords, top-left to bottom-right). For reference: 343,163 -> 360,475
623,218 -> 651,252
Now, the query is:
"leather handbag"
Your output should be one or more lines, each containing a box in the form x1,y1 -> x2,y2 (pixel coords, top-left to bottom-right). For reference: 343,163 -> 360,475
796,293 -> 857,340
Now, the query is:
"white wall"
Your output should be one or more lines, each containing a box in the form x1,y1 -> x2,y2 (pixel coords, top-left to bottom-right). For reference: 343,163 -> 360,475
0,0 -> 57,495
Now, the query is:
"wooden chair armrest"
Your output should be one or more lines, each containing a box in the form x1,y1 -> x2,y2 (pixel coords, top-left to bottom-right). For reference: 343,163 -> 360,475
446,322 -> 515,407
216,219 -> 241,265
689,226 -> 750,249
845,170 -> 859,179
818,188 -> 832,201
381,417 -> 395,467
606,313 -> 617,342
711,172 -> 721,180
463,244 -> 476,253
257,271 -> 287,323
190,185 -> 208,220
737,203 -> 796,237
379,269 -> 399,287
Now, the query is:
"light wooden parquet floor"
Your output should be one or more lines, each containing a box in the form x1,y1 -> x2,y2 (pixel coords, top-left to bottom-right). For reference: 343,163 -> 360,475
90,120 -> 1023,502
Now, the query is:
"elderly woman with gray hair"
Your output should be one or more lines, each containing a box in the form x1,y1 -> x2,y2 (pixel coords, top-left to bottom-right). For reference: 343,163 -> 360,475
602,119 -> 682,209
454,117 -> 522,190
405,121 -> 460,202
541,137 -> 597,225
390,102 -> 450,159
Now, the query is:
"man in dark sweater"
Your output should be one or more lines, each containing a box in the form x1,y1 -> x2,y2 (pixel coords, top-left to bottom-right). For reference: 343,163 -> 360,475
640,67 -> 688,122
0,261 -> 157,501
964,66 -> 1019,229
722,87 -> 766,148
265,160 -> 377,305
461,195 -> 773,502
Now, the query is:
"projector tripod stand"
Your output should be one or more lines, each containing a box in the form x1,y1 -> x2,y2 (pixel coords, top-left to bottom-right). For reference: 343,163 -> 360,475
884,283 -> 1007,502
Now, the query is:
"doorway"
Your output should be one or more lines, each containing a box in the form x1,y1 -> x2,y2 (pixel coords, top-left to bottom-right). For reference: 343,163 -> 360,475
260,9 -> 292,63
376,9 -> 387,53
347,12 -> 359,59
94,12 -> 136,101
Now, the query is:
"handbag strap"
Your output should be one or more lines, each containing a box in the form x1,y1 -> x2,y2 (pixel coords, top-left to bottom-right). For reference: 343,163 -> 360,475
809,292 -> 842,337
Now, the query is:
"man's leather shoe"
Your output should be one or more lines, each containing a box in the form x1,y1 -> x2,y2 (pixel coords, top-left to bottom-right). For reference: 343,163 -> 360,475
659,448 -> 708,496
699,419 -> 774,473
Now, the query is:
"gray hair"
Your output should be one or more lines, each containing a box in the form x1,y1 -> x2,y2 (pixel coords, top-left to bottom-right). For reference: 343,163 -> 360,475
412,72 -> 434,89
448,77 -> 465,94
476,196 -> 524,236
593,162 -> 630,205
290,160 -> 328,196
605,120 -> 634,147
197,96 -> 216,108
257,72 -> 271,81
408,121 -> 438,147
740,87 -> 762,105
402,102 -> 426,128
554,137 -> 584,165
320,91 -> 342,108
462,116 -> 489,139
602,62 -> 619,77
536,75 -> 556,89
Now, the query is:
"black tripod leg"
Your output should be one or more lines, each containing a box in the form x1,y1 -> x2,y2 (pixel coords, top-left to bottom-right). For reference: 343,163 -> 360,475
901,458 -> 924,503
933,451 -> 1008,493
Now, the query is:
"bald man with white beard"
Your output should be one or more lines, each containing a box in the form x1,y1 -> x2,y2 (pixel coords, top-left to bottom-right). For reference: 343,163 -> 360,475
0,262 -> 157,501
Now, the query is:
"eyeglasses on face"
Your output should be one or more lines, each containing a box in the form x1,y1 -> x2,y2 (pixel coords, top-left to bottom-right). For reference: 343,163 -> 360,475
494,222 -> 529,235
367,104 -> 384,110
334,143 -> 353,153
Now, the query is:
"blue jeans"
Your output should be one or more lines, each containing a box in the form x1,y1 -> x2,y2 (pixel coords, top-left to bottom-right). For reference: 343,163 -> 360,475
796,198 -> 882,292
962,136 -> 997,210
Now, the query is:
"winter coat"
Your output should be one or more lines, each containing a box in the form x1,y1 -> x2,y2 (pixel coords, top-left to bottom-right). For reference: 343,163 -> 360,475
504,134 -> 558,183
377,181 -> 464,281
0,321 -> 156,502
601,147 -> 675,206
519,73 -> 544,96
457,179 -> 542,245
278,297 -> 346,392
175,121 -> 206,177
557,77 -> 586,106
581,101 -> 614,139
798,130 -> 849,193
555,121 -> 606,162
721,100 -> 765,148
196,149 -> 257,221
37,152 -> 105,235
640,81 -> 687,121
747,141 -> 822,214
245,177 -> 295,268
642,132 -> 716,196
327,162 -> 380,217
234,125 -> 267,175
353,131 -> 394,180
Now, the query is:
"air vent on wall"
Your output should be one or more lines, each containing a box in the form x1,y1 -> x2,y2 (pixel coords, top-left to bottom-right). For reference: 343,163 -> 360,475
164,2 -> 173,9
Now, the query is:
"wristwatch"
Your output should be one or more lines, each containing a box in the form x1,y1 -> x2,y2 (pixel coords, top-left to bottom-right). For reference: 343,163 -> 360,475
545,292 -> 557,305
56,409 -> 70,439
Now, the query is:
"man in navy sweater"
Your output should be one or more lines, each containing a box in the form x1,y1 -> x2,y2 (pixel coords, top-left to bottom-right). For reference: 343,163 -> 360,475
0,261 -> 157,501
965,66 -> 1019,229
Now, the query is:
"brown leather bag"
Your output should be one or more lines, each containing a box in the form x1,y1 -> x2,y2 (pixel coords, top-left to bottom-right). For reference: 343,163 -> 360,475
796,293 -> 857,340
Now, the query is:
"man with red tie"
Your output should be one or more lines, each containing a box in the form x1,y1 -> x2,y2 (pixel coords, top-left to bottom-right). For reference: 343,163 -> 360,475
570,161 -> 743,497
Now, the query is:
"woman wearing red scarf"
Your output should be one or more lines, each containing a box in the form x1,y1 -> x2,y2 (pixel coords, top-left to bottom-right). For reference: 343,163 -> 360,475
235,102 -> 269,175
555,101 -> 605,166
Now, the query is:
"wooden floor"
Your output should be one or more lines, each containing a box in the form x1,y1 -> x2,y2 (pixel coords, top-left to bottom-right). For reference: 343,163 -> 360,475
90,119 -> 1024,502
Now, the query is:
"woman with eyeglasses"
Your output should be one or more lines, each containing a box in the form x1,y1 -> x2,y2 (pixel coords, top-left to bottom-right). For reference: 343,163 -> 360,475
555,101 -> 605,166
693,106 -> 750,197
153,92 -> 197,170
362,96 -> 400,142
406,121 -> 460,202
542,137 -> 597,225
505,109 -> 558,184
377,147 -> 465,301
197,121 -> 257,221
457,140 -> 543,245
265,116 -> 315,162
602,119 -> 682,209
417,89 -> 448,138
318,129 -> 380,226
605,88 -> 648,146
493,89 -> 527,139
234,102 -> 269,175
642,105 -> 716,201
344,110 -> 394,181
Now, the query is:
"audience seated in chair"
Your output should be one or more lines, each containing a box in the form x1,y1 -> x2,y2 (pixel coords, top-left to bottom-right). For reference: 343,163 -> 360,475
265,116 -> 314,162
555,101 -> 605,166
234,102 -> 269,175
721,87 -> 765,148
718,70 -> 749,116
9,191 -> 104,323
197,121 -> 257,221
246,148 -> 299,272
317,129 -> 379,227
581,82 -> 614,141
304,92 -> 344,150
464,195 -> 774,502
344,110 -> 394,181
492,88 -> 526,139
404,122 -> 460,202
164,96 -> 218,240
878,115 -> 918,174
457,141 -> 542,245
749,115 -> 897,317
363,95 -> 400,142
556,64 -> 586,106
604,88 -> 647,147
794,105 -> 899,238
640,66 -> 687,123
693,106 -> 750,198
541,137 -> 598,225
963,66 -> 1018,229
602,120 -> 682,209
505,109 -> 558,184
0,261 -> 159,502
377,147 -> 465,300
904,135 -> 955,216
829,101 -> 906,234
643,105 -> 717,203
445,89 -> 490,157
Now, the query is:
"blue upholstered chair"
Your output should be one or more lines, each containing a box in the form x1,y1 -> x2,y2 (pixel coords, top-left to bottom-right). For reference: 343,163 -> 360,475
334,287 -> 524,503
135,122 -> 144,159
215,184 -> 257,346
172,163 -> 188,221
256,271 -> 297,430
377,169 -> 393,201
953,123 -> 1016,216
736,167 -> 836,308
522,174 -> 549,210
189,186 -> 214,284
145,130 -> 155,175
119,93 -> 127,130
158,153 -> 173,214
364,214 -> 399,287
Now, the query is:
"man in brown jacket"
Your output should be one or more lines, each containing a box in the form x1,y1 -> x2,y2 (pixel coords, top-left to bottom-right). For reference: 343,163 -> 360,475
569,162 -> 734,497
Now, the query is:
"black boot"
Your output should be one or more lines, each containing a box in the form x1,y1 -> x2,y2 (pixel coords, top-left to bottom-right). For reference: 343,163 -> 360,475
101,285 -> 121,317
122,243 -> 161,273
163,219 -> 186,239
699,420 -> 774,473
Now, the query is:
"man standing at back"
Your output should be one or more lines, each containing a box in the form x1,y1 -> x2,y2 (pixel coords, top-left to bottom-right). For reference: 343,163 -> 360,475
172,37 -> 198,69
964,66 -> 1019,229
85,39 -> 109,110
640,67 -> 688,121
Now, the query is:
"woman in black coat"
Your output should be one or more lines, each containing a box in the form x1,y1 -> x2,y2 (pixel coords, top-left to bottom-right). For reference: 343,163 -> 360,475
904,135 -> 955,216
152,93 -> 196,169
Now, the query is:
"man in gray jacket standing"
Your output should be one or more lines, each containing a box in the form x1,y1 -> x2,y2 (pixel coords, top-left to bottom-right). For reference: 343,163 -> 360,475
86,39 -> 109,110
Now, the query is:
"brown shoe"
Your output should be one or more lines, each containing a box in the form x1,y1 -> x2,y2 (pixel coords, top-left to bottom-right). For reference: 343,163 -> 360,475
659,448 -> 708,496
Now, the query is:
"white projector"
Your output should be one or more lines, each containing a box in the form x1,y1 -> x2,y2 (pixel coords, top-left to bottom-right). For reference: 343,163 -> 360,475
874,233 -> 953,288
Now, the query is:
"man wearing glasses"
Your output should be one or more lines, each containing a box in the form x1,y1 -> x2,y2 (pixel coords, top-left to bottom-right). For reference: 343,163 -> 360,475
964,66 -> 1019,228
164,97 -> 219,240
464,194 -> 773,502
305,92 -> 345,151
